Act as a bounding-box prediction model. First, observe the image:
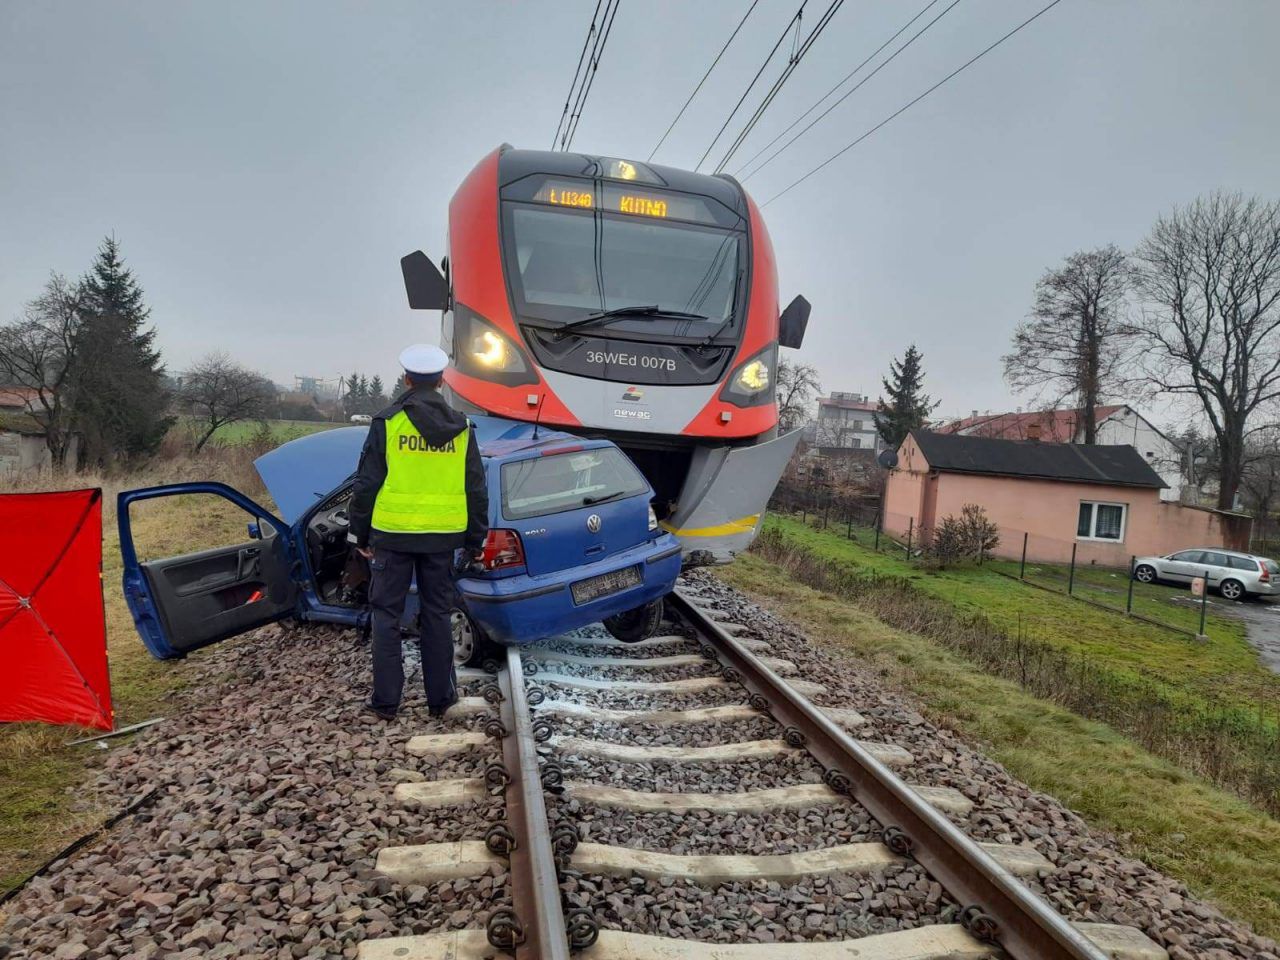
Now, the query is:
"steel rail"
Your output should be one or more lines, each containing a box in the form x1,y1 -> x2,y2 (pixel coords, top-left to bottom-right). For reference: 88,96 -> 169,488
669,588 -> 1108,960
496,645 -> 573,960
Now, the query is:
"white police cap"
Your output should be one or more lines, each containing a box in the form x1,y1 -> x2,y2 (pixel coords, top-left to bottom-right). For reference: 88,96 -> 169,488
399,343 -> 449,376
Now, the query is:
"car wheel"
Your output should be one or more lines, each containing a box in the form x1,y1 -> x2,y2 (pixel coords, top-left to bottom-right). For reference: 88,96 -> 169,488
603,597 -> 665,643
1219,578 -> 1246,601
1134,564 -> 1157,584
451,608 -> 488,667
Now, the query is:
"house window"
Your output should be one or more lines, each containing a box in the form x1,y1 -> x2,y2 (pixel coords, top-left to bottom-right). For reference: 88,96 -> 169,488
1077,501 -> 1126,541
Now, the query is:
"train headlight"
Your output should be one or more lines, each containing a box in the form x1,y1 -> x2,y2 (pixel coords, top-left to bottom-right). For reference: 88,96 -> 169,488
736,359 -> 770,392
719,343 -> 778,407
471,330 -> 511,369
453,308 -> 538,386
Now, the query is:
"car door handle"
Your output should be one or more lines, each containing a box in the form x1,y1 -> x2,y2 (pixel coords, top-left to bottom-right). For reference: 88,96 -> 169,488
238,546 -> 261,580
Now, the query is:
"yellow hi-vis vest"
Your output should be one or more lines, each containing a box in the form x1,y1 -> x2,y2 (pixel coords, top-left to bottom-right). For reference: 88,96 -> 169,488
371,411 -> 470,534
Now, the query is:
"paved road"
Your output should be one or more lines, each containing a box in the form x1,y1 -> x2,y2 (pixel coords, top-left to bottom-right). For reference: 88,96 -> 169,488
1230,596 -> 1280,672
1172,593 -> 1280,671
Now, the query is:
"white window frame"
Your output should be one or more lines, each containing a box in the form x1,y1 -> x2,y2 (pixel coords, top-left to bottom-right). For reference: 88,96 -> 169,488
1077,500 -> 1127,542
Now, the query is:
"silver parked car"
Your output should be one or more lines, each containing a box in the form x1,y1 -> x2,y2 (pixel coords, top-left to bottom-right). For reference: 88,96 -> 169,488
1132,548 -> 1280,600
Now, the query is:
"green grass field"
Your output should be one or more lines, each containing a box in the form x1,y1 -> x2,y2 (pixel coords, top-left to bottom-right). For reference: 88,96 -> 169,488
771,514 -> 1280,717
718,551 -> 1280,937
175,417 -> 340,446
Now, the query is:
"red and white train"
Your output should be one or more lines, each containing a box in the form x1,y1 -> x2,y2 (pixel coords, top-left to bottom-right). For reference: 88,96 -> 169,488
401,146 -> 809,564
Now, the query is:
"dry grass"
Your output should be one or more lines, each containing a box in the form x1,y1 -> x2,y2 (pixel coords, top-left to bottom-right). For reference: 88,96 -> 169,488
1,446 -> 274,897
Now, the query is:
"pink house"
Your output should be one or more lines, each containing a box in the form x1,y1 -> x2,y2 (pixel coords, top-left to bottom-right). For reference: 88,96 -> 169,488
884,431 -> 1250,566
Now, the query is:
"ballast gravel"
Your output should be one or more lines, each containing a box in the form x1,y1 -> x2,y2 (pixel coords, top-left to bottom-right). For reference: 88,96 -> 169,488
560,865 -> 960,943
555,795 -> 881,854
558,750 -> 828,792
681,572 -> 1280,959
549,714 -> 782,747
6,568 -> 1279,959
0,623 -> 509,959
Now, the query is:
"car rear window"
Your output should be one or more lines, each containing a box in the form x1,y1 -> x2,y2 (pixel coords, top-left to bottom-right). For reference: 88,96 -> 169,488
501,447 -> 649,520
1265,559 -> 1280,575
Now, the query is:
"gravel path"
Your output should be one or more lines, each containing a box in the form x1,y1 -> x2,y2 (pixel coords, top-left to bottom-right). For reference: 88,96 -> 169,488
682,573 -> 1280,960
1,623 -> 508,959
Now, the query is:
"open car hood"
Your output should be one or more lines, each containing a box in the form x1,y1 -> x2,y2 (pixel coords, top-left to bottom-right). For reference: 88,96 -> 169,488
254,427 -> 367,524
253,416 -> 539,524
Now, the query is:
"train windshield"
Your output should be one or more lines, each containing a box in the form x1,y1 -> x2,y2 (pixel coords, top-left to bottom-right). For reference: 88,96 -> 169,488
505,205 -> 742,336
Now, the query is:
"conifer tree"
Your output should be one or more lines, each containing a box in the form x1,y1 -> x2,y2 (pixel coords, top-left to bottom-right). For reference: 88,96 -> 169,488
875,344 -> 937,450
73,237 -> 171,464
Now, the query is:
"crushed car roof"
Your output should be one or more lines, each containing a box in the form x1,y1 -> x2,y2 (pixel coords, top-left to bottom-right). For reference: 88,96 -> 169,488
254,415 -> 595,523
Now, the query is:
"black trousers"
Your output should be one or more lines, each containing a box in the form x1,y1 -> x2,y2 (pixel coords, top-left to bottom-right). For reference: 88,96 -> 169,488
368,548 -> 457,712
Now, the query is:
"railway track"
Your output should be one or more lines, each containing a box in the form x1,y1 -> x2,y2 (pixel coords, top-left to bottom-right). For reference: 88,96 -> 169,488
357,581 -> 1169,960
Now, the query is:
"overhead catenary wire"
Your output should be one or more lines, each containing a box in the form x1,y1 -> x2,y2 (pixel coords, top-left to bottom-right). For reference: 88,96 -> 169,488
560,0 -> 619,151
648,0 -> 763,163
695,1 -> 809,173
552,0 -> 604,150
732,0 -> 944,178
712,0 -> 848,174
741,0 -> 963,181
763,0 -> 1067,206
563,0 -> 622,150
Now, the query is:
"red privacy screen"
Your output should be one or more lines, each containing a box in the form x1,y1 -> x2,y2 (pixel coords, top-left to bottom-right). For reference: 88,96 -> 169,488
0,489 -> 113,731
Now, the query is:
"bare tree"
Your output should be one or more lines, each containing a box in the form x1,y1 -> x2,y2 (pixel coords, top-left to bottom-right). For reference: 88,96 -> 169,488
0,274 -> 84,466
1242,431 -> 1280,545
1003,245 -> 1129,444
775,358 -> 821,433
1130,192 -> 1280,510
180,353 -> 278,452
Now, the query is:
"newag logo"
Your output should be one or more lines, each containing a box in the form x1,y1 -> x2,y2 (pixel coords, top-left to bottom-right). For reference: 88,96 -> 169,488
398,435 -> 456,453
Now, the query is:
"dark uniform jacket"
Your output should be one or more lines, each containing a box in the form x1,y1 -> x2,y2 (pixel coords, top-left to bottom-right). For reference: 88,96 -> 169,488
348,387 -> 489,553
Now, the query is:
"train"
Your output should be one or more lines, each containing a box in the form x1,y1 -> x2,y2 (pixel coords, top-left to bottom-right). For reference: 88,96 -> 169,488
399,146 -> 809,564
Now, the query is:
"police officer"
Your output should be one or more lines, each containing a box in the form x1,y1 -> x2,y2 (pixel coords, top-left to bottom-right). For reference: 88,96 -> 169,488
348,344 -> 488,721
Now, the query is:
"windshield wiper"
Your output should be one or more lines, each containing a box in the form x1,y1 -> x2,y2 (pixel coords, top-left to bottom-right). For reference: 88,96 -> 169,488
583,490 -> 628,506
555,305 -> 708,337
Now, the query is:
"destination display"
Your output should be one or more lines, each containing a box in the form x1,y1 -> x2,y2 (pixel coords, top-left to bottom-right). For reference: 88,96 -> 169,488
529,179 -> 719,224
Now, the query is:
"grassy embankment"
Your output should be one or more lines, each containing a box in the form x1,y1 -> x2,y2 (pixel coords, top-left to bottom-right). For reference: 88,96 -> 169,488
0,450 -> 270,897
720,516 -> 1280,936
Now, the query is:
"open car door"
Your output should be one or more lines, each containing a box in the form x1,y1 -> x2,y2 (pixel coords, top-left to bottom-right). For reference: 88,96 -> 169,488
118,482 -> 299,660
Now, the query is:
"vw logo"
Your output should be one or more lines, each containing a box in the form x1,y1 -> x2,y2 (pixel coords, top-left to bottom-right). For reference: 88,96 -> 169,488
586,514 -> 602,533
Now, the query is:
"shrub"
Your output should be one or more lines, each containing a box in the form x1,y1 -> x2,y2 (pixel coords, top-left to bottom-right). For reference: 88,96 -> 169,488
924,503 -> 1000,567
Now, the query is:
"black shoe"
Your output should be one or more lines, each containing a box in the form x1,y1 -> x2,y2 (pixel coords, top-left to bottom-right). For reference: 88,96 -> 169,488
428,695 -> 459,719
363,701 -> 398,722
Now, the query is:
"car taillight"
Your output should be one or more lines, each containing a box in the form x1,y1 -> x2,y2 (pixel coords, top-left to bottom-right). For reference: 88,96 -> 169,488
648,505 -> 659,532
1258,561 -> 1271,582
481,529 -> 525,570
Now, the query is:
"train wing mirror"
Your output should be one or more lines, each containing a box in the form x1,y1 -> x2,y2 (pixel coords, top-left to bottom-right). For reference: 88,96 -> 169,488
401,250 -> 449,310
778,294 -> 810,349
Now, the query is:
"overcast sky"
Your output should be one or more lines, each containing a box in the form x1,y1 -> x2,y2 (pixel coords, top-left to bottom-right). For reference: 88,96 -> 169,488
3,1 -> 1278,425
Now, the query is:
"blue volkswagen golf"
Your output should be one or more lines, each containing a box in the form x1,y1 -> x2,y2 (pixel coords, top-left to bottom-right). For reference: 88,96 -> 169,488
118,417 -> 682,665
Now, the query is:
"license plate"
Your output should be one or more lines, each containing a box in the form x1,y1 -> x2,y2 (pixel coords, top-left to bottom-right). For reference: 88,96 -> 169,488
571,565 -> 641,605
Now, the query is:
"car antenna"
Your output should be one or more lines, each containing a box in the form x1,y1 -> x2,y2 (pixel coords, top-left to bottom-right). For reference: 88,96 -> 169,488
531,393 -> 546,440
